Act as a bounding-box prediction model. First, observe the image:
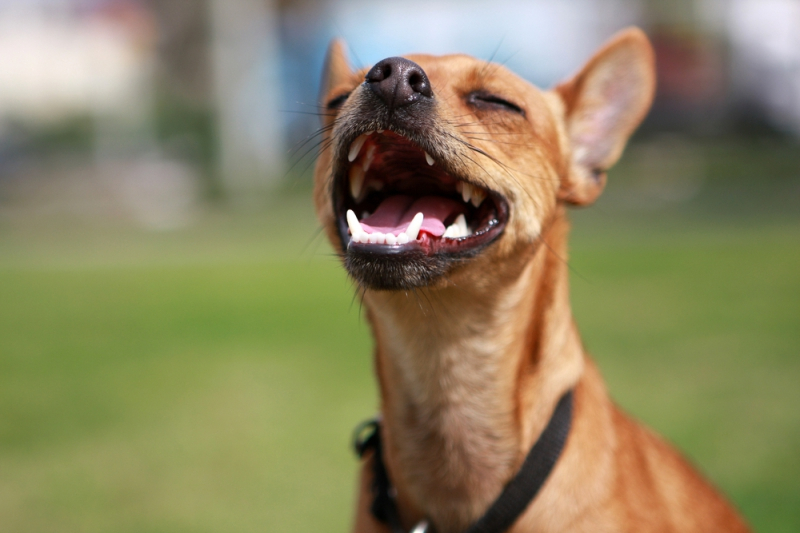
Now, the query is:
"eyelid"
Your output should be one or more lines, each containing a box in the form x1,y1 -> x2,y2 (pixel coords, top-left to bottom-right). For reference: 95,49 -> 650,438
327,92 -> 351,109
467,91 -> 525,115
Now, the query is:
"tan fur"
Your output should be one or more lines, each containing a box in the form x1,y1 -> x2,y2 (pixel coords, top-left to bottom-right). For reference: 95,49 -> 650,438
314,28 -> 751,533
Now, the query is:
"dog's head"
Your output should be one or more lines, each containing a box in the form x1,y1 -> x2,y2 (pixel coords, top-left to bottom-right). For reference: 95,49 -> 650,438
314,28 -> 655,291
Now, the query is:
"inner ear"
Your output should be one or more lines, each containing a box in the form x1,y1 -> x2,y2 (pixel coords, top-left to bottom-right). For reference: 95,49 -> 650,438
555,28 -> 656,206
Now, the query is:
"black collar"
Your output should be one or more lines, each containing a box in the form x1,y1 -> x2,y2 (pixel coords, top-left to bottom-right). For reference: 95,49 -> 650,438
354,390 -> 573,533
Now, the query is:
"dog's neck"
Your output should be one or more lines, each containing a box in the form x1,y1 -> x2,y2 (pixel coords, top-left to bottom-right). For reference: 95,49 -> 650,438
362,212 -> 585,531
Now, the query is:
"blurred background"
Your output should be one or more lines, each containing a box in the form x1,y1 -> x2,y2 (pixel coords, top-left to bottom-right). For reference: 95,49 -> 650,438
0,0 -> 797,531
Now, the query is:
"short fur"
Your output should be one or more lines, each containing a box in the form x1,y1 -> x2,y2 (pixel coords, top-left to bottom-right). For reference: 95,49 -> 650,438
313,28 -> 751,533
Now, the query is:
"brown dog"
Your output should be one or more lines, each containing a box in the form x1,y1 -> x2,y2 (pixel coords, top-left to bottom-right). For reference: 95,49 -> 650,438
313,28 -> 751,533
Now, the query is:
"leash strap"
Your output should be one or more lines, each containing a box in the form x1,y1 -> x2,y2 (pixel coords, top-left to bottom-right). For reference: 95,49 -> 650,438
353,390 -> 574,533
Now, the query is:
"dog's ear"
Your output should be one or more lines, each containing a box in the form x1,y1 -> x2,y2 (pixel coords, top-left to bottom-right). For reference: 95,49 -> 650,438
555,28 -> 655,206
319,38 -> 354,109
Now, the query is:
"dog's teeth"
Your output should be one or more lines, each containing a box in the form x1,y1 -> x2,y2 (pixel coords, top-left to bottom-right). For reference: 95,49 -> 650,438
397,233 -> 409,244
461,183 -> 473,203
375,232 -> 386,244
470,188 -> 486,207
443,214 -> 469,239
361,211 -> 370,219
348,134 -> 368,162
385,233 -> 397,245
349,164 -> 365,199
377,128 -> 384,133
405,212 -> 424,241
455,214 -> 468,235
425,152 -> 434,166
443,223 -> 461,239
346,210 -> 364,241
362,144 -> 376,172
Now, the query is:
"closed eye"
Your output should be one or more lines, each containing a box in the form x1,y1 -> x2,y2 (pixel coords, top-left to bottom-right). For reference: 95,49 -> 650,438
327,92 -> 351,110
466,91 -> 525,116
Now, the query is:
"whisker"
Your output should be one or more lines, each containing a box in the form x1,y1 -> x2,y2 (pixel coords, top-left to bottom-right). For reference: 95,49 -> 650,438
300,225 -> 327,259
286,138 -> 335,190
287,123 -> 335,158
280,109 -> 338,118
479,36 -> 507,78
464,136 -> 537,148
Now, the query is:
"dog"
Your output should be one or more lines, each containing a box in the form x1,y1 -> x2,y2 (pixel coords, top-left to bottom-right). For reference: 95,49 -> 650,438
313,28 -> 751,533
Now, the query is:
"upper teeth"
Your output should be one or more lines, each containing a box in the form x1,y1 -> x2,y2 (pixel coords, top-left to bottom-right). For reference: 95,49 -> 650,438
346,209 -> 423,245
470,187 -> 486,207
425,152 -> 434,166
348,132 -> 373,162
456,181 -> 486,207
349,164 -> 365,200
349,143 -> 377,201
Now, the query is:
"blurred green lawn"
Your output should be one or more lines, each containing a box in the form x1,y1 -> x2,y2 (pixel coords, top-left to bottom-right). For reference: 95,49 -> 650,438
0,143 -> 798,532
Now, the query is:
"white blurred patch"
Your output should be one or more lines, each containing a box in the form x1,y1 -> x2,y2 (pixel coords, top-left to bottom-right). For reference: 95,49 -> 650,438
726,0 -> 800,135
0,7 -> 153,124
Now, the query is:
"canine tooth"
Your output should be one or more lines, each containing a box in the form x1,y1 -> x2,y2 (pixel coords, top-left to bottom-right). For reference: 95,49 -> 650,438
443,214 -> 468,239
425,152 -> 434,166
443,223 -> 461,239
348,134 -> 368,162
362,144 -> 377,172
346,209 -> 363,237
385,233 -> 397,245
461,183 -> 473,203
405,212 -> 424,241
470,188 -> 486,207
455,214 -> 468,235
397,233 -> 409,244
349,165 -> 365,199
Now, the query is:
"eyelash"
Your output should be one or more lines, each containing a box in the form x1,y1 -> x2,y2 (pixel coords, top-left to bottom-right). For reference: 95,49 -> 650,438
466,91 -> 525,116
327,93 -> 350,110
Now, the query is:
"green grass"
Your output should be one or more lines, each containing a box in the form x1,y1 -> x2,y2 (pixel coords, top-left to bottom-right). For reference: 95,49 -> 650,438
0,179 -> 798,532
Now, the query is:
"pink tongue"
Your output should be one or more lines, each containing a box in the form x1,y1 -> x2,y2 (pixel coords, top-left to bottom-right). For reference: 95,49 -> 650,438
360,195 -> 465,237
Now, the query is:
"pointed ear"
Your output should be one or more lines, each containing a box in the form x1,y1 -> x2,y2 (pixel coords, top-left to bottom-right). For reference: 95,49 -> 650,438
319,38 -> 355,108
555,28 -> 656,206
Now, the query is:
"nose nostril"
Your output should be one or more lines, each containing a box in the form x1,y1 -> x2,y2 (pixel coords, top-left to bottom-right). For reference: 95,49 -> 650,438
367,57 -> 432,106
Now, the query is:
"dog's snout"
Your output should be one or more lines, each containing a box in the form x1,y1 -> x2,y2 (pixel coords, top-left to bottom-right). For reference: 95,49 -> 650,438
366,57 -> 432,108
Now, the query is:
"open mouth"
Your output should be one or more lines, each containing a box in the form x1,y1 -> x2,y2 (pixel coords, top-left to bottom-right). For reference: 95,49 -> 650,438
334,130 -> 508,260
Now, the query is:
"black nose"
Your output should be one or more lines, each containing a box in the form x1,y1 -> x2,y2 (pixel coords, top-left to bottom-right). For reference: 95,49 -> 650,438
365,57 -> 432,109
